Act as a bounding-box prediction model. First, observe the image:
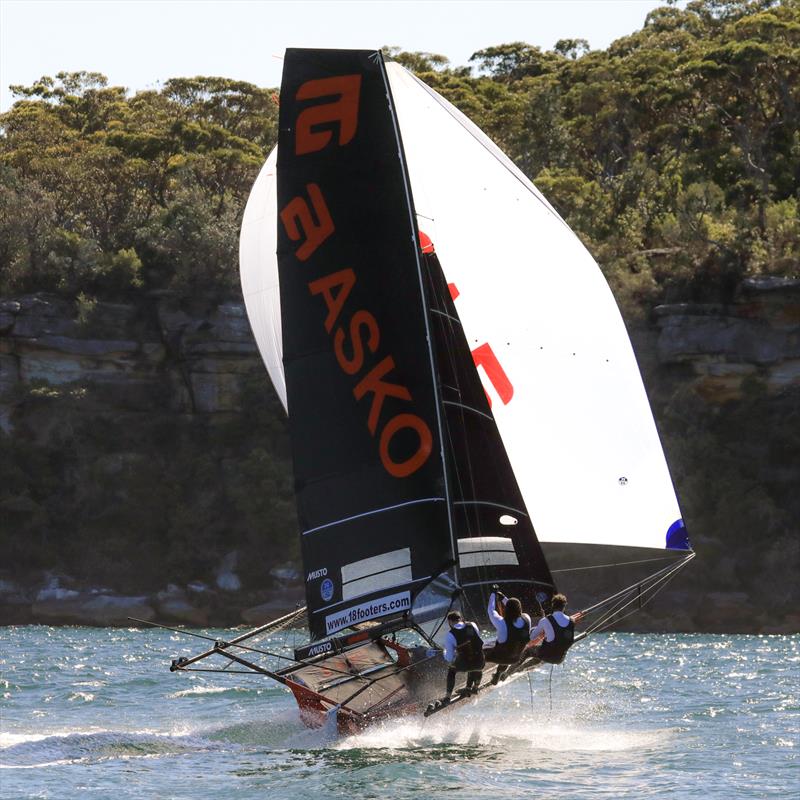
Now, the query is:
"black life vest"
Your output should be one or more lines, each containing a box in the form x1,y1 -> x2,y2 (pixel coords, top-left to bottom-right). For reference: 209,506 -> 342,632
451,623 -> 485,669
506,616 -> 530,647
537,613 -> 575,664
485,616 -> 530,663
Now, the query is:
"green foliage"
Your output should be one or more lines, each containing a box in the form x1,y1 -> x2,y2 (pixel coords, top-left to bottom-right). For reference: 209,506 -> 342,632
0,72 -> 277,299
75,292 -> 97,326
383,47 -> 450,73
2,3 -> 797,309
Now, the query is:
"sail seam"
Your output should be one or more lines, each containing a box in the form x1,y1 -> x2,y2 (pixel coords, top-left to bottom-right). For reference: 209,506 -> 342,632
301,497 -> 445,536
342,564 -> 411,586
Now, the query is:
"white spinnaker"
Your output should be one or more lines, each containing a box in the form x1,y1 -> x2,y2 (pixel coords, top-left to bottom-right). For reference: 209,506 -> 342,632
239,147 -> 286,406
238,63 -> 683,552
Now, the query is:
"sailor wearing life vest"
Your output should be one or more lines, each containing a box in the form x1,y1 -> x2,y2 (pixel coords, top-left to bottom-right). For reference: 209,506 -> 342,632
526,593 -> 583,664
441,610 -> 485,702
483,589 -> 531,683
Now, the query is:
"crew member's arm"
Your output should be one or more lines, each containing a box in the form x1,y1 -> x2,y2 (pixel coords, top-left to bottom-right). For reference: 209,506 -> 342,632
487,592 -> 505,631
443,630 -> 457,663
571,611 -> 585,624
524,617 -> 547,651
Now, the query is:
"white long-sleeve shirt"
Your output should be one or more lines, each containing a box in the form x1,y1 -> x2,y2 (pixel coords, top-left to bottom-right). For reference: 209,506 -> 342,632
443,621 -> 481,663
487,592 -> 531,644
530,610 -> 573,643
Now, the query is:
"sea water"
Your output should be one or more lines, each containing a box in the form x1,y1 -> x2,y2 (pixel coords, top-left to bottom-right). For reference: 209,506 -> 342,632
1,627 -> 797,799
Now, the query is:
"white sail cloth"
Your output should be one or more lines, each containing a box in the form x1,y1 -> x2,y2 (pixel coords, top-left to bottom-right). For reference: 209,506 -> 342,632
239,62 -> 682,553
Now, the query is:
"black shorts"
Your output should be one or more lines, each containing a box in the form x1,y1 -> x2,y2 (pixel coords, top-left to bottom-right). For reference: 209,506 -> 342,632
451,652 -> 485,672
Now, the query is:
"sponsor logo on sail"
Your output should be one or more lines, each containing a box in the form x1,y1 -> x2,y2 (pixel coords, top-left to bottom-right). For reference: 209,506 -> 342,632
307,568 -> 328,582
324,591 -> 411,635
320,578 -> 335,602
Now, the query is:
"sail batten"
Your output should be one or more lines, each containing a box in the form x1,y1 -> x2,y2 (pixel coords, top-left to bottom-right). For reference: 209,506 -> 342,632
301,496 -> 446,537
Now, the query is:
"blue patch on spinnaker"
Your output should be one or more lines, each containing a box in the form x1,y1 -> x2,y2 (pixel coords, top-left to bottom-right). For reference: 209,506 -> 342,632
666,519 -> 690,550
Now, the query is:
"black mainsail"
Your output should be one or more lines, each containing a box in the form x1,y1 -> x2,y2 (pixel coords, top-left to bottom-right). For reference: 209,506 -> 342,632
276,49 -> 554,641
277,49 -> 456,640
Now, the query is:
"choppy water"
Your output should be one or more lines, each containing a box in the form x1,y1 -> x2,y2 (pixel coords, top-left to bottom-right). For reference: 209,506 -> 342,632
1,627 -> 797,799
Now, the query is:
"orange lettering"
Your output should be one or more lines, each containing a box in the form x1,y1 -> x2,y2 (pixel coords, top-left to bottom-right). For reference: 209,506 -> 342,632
379,414 -> 433,478
296,75 -> 362,155
308,268 -> 356,333
280,183 -> 334,261
334,310 -> 380,375
353,356 -> 412,435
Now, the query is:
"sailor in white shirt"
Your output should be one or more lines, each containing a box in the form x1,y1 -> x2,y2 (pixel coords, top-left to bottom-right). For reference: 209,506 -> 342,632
484,590 -> 531,683
441,610 -> 485,701
526,593 -> 583,664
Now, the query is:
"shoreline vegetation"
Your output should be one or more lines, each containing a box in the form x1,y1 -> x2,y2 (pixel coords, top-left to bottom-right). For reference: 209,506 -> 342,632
1,0 -> 799,632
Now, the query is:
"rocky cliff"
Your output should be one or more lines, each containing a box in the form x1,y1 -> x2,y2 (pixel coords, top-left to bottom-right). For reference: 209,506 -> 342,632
1,278 -> 798,632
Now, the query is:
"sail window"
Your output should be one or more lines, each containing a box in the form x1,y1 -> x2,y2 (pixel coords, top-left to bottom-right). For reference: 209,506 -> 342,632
457,537 -> 519,569
341,548 -> 412,601
499,514 -> 518,526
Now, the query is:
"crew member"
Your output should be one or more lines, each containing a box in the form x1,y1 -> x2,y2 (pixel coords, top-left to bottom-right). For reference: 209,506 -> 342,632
442,610 -> 485,701
483,589 -> 531,683
525,593 -> 583,664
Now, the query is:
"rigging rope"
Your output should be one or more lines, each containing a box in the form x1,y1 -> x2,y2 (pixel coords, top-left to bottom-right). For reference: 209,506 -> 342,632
575,554 -> 694,640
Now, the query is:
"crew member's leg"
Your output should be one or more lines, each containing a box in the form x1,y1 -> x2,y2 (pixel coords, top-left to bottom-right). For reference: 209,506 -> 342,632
445,667 -> 457,698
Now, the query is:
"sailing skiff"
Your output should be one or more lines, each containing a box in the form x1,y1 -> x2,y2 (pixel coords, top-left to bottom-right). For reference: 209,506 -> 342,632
157,49 -> 694,734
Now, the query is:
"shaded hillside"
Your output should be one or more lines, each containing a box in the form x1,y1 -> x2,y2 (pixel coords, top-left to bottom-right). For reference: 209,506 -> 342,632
1,279 -> 798,631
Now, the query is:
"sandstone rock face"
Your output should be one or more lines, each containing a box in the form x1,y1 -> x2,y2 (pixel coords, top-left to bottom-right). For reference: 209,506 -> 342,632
241,588 -> 305,625
157,596 -> 209,626
3,281 -> 798,632
0,292 -> 265,428
656,278 -> 800,403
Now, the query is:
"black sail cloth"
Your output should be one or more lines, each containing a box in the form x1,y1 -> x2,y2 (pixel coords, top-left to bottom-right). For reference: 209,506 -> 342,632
422,246 -> 555,618
277,48 -> 554,641
277,49 -> 455,640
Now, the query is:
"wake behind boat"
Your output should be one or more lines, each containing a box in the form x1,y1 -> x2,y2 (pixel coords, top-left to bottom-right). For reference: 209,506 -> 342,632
156,48 -> 694,733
